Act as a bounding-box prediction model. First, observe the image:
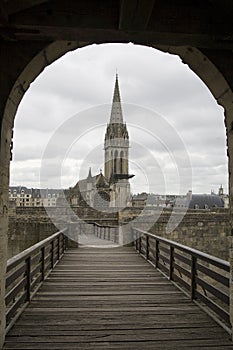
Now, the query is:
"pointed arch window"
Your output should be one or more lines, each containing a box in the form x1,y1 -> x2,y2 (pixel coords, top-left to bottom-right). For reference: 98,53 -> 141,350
120,150 -> 124,174
114,150 -> 118,173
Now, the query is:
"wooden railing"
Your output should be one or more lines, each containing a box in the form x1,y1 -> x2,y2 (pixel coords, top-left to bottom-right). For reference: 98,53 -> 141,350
133,228 -> 230,330
93,223 -> 119,243
5,229 -> 68,333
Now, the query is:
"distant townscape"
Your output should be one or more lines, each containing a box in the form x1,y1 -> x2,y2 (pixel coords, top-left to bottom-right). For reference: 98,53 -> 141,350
9,76 -> 229,211
131,186 -> 229,209
9,185 -> 228,210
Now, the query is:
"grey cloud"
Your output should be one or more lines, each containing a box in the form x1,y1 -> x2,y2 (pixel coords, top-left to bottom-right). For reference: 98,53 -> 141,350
11,43 -> 228,194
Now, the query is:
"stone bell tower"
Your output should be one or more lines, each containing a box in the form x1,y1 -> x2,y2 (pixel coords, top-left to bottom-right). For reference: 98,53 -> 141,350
104,74 -> 134,207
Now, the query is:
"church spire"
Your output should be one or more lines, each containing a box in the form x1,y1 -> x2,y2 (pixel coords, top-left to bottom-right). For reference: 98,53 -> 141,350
87,167 -> 92,181
110,74 -> 124,124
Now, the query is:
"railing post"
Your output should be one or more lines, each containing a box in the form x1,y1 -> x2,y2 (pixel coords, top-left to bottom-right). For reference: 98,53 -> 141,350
155,239 -> 159,268
146,235 -> 149,260
51,240 -> 54,269
191,255 -> 197,300
139,234 -> 142,253
61,233 -> 65,252
134,230 -> 137,250
57,236 -> 60,261
65,235 -> 68,250
26,257 -> 31,302
169,246 -> 174,280
41,246 -> 45,281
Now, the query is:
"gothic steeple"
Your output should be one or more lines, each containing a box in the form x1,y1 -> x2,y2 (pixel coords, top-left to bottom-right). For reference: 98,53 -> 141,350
110,74 -> 123,124
104,74 -> 132,182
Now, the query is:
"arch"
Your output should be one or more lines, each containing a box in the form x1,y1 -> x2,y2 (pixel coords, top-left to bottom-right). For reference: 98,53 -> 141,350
1,41 -> 233,348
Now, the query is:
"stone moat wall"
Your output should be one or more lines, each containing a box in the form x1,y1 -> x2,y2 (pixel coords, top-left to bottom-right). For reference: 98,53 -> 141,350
151,210 -> 230,260
8,206 -> 231,261
119,207 -> 231,260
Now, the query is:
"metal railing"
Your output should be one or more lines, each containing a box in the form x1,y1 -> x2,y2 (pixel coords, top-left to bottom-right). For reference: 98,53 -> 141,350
93,223 -> 119,243
133,228 -> 230,329
5,229 -> 68,333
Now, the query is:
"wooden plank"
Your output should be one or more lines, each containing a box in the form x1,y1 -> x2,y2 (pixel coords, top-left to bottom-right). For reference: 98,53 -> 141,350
4,246 -> 233,350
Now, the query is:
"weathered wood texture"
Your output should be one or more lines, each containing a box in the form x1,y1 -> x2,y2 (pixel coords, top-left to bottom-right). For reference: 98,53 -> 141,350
3,246 -> 233,349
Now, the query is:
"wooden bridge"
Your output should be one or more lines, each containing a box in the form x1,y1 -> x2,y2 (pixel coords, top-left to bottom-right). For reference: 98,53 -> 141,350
3,228 -> 233,349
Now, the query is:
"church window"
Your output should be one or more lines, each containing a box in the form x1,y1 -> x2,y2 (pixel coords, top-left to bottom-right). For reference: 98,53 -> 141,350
120,151 -> 124,174
114,150 -> 118,173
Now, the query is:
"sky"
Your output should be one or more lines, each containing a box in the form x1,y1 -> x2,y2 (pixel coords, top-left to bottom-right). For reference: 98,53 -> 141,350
10,43 -> 228,195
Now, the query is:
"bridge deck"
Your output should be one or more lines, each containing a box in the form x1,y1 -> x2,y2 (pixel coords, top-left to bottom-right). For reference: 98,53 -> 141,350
3,246 -> 233,350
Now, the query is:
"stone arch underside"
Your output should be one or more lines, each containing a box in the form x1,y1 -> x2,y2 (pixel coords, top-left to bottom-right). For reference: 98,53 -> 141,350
1,40 -> 233,347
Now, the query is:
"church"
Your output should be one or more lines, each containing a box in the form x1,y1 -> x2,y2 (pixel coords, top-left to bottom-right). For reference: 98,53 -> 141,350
67,75 -> 134,209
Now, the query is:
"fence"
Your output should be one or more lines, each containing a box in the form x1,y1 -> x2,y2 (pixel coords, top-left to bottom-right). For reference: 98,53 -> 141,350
93,223 -> 119,243
133,228 -> 230,330
5,229 -> 68,333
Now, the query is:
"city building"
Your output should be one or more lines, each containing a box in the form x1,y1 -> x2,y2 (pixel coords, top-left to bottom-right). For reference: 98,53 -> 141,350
131,193 -> 168,207
175,187 -> 228,209
9,186 -> 62,207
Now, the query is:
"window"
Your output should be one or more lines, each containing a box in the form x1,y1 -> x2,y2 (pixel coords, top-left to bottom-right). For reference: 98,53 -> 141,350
114,150 -> 118,173
120,151 -> 124,174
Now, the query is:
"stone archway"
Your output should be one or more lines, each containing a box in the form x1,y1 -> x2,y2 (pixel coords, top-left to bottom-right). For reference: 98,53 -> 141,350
1,40 -> 233,346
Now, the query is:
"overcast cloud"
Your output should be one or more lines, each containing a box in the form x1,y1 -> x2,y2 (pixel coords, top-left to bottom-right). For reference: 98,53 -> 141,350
10,43 -> 228,195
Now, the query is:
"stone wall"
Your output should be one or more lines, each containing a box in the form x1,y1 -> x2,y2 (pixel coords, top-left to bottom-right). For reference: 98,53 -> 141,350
8,206 -> 231,261
7,206 -> 119,258
152,210 -> 230,260
120,207 -> 231,260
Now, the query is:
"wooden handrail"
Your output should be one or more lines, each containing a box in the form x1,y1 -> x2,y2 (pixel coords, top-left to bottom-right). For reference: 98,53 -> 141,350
132,227 -> 230,330
133,228 -> 229,270
5,229 -> 68,333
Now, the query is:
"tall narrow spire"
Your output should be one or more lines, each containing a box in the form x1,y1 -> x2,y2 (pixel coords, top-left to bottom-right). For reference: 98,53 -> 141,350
87,167 -> 92,181
110,74 -> 124,124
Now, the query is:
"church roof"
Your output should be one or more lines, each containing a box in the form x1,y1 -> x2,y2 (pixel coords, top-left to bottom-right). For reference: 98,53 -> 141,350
96,173 -> 109,188
110,74 -> 124,124
73,171 -> 109,192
